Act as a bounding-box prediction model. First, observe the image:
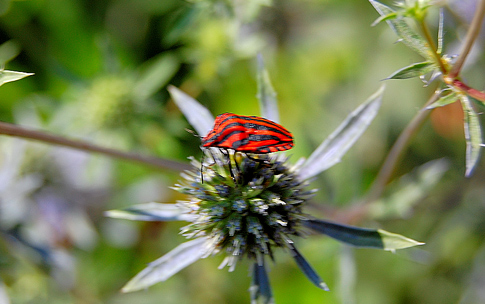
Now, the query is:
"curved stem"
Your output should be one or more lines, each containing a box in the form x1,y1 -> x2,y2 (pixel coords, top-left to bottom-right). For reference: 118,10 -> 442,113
448,0 -> 485,79
364,91 -> 441,204
0,121 -> 192,172
451,79 -> 485,102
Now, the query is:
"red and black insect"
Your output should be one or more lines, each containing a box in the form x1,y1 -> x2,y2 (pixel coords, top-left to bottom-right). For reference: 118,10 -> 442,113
202,113 -> 294,153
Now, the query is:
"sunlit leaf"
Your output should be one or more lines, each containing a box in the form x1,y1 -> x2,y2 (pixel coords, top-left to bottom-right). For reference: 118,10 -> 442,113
288,243 -> 329,291
378,229 -> 425,252
298,85 -> 383,180
168,86 -> 215,137
104,202 -> 195,222
386,61 -> 435,80
304,219 -> 424,251
250,261 -> 274,304
0,70 -> 33,86
426,91 -> 459,109
369,0 -> 432,60
371,158 -> 449,219
460,95 -> 482,177
121,237 -> 207,292
257,54 -> 279,123
134,53 -> 179,101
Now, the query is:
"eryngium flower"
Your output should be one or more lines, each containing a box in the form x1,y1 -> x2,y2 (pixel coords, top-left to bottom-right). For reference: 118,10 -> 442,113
176,152 -> 318,272
107,81 -> 423,303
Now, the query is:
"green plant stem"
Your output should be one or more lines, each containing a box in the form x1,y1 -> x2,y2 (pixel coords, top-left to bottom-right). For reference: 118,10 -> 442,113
419,19 -> 447,74
448,0 -> 485,79
365,0 -> 485,204
0,121 -> 192,172
364,91 -> 441,204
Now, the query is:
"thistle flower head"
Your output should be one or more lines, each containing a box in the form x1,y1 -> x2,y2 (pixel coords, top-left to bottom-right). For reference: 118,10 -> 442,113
107,84 -> 424,303
173,151 -> 315,268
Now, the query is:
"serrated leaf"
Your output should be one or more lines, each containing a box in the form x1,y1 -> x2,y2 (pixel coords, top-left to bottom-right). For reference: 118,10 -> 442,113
369,0 -> 432,60
298,85 -> 383,180
168,86 -> 215,137
121,237 -> 207,292
0,70 -> 33,86
460,95 -> 482,177
303,219 -> 424,251
426,92 -> 459,109
257,54 -> 279,123
288,243 -> 329,291
386,61 -> 435,80
250,261 -> 274,304
104,202 -> 195,222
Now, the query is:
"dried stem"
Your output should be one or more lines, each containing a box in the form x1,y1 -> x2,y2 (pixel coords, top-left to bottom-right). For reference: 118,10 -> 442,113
448,0 -> 485,79
0,121 -> 192,172
364,91 -> 441,204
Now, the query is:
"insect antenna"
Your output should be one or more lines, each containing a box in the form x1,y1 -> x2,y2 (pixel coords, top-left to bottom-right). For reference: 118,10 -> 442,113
185,128 -> 202,138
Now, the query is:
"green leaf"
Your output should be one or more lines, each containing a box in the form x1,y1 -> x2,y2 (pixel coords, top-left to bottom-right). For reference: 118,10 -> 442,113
377,229 -> 425,252
460,95 -> 482,177
371,12 -> 398,27
133,53 -> 179,102
437,9 -> 444,54
0,70 -> 33,86
426,91 -> 459,109
257,54 -> 279,123
386,61 -> 435,80
104,202 -> 194,222
369,0 -> 432,60
0,40 -> 20,65
304,219 -> 424,251
164,6 -> 199,46
298,85 -> 384,180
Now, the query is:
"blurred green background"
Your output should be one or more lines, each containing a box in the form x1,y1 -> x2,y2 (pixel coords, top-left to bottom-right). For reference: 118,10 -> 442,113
1,0 -> 485,303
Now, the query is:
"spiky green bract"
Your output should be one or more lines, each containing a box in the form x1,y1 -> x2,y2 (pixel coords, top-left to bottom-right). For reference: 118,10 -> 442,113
0,69 -> 33,86
172,151 -> 316,268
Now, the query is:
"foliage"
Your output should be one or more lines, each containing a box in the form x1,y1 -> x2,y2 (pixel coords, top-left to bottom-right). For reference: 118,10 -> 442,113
0,0 -> 485,303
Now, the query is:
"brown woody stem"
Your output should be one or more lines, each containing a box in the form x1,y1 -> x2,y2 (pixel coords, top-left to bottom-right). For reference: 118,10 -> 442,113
448,0 -> 485,78
0,121 -> 192,172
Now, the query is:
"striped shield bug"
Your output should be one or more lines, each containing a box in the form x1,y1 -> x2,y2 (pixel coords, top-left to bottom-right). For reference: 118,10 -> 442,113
199,113 -> 294,183
202,113 -> 294,153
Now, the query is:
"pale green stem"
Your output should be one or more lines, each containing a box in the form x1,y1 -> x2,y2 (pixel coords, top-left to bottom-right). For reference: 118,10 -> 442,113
419,19 -> 447,74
